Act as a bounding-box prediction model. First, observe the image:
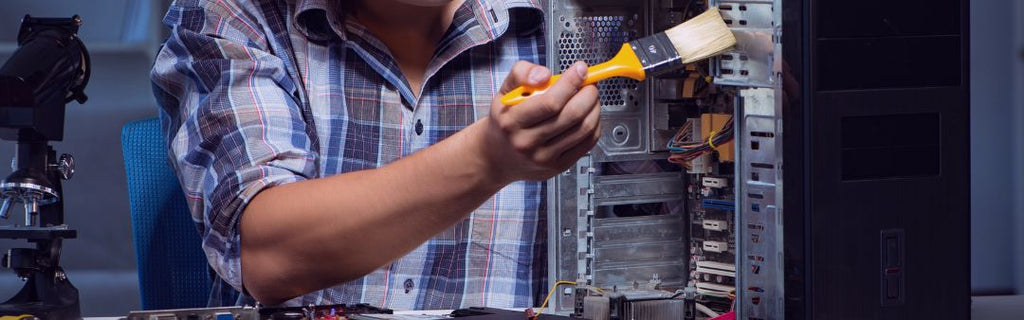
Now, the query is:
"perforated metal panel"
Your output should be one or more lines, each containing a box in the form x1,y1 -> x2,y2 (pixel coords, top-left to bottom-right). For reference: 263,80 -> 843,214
547,1 -> 649,159
546,1 -> 662,315
556,16 -> 641,108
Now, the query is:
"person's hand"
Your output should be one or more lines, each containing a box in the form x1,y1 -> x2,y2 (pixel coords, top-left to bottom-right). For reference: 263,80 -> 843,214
472,61 -> 601,185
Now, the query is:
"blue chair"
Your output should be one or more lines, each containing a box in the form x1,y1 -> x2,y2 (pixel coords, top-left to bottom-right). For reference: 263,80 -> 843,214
122,117 -> 211,309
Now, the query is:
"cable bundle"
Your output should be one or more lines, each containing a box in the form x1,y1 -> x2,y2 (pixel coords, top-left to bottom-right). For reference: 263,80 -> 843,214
667,116 -> 735,165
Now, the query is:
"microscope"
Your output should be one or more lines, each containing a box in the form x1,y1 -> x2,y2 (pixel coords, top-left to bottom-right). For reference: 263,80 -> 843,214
0,15 -> 90,319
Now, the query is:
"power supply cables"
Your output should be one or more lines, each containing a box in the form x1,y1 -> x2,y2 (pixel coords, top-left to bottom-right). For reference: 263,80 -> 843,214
529,281 -> 606,319
667,115 -> 735,165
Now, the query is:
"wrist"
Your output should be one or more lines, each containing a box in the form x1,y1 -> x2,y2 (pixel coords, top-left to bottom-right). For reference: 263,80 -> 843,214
458,119 -> 511,190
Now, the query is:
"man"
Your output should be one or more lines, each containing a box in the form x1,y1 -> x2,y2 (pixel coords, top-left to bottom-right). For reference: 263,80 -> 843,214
151,0 -> 600,309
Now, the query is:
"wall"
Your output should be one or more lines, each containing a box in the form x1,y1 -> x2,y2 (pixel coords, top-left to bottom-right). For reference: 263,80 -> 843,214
970,0 -> 1021,294
1015,0 -> 1024,295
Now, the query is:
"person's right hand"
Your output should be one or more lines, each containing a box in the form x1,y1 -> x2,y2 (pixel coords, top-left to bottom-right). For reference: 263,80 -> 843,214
470,60 -> 602,185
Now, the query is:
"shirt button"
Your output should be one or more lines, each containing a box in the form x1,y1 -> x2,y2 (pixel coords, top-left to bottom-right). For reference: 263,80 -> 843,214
403,278 -> 415,294
415,119 -> 424,135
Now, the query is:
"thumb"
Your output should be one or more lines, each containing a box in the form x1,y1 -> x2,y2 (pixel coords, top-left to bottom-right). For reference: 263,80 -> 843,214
554,61 -> 589,89
499,61 -> 551,95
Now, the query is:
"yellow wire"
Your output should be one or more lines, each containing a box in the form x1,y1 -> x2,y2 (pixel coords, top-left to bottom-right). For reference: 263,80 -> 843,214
708,130 -> 719,150
533,281 -> 577,318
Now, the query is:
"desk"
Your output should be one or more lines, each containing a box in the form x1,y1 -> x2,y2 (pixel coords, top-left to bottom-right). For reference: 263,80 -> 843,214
972,295 -> 1024,319
86,296 -> 1024,319
85,309 -> 456,320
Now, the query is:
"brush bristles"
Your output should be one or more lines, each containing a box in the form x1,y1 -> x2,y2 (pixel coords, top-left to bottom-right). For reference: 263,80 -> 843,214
665,9 -> 737,64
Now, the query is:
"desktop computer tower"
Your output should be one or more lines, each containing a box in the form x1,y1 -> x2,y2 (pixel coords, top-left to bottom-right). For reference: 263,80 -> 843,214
779,0 -> 971,319
544,0 -> 970,319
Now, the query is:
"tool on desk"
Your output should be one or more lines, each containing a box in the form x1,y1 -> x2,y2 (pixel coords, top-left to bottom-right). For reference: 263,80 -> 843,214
0,15 -> 91,320
500,8 -> 736,106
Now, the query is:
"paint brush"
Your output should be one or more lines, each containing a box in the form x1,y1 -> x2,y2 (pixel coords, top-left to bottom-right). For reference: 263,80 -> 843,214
501,8 -> 737,105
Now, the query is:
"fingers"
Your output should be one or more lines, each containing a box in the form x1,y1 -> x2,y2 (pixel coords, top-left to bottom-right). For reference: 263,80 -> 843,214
501,61 -> 589,127
553,118 -> 601,170
543,62 -> 589,105
499,61 -> 551,95
541,85 -> 600,143
536,95 -> 601,162
504,83 -> 598,159
511,84 -> 598,147
485,60 -> 601,183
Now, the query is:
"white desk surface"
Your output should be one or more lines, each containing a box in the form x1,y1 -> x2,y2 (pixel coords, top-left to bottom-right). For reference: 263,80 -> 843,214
86,295 -> 1024,319
971,295 -> 1024,319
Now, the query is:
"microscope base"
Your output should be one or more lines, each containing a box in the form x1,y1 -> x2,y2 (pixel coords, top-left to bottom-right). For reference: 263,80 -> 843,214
0,267 -> 80,320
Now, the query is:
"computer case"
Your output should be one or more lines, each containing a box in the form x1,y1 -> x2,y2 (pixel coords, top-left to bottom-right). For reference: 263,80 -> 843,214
779,0 -> 971,319
543,0 -> 970,319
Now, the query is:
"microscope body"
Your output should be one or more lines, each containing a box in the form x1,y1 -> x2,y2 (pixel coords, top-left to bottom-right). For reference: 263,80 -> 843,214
0,15 -> 89,320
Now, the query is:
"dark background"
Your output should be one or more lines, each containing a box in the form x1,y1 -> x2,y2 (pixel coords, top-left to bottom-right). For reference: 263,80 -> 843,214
0,0 -> 1019,317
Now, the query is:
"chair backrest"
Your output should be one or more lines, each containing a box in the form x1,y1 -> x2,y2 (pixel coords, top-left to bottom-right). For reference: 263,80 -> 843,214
122,117 -> 210,309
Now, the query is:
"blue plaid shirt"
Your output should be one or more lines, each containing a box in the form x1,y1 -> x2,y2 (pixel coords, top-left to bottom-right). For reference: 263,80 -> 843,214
151,0 -> 547,309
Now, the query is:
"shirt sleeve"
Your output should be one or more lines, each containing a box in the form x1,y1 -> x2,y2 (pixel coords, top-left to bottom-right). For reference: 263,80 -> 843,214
150,0 -> 317,293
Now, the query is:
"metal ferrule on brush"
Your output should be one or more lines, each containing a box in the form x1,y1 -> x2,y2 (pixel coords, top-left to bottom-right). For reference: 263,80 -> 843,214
628,33 -> 684,77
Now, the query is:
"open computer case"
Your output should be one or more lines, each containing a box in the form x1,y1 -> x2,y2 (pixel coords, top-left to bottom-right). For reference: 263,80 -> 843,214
542,0 -> 970,319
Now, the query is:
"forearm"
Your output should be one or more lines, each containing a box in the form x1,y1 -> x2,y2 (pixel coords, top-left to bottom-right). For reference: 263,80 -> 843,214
240,121 -> 503,304
239,60 -> 600,304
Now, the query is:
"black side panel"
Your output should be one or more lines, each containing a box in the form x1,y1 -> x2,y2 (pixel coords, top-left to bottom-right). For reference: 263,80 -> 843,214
781,0 -> 808,318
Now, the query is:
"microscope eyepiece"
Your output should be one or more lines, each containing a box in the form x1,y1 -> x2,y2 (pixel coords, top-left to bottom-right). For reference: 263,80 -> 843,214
0,15 -> 90,142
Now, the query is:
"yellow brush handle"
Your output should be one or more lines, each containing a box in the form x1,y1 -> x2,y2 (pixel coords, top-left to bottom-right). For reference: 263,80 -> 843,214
501,43 -> 647,106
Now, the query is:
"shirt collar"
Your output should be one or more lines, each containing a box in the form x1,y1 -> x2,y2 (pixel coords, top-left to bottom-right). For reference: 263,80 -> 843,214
292,0 -> 348,42
466,0 -> 544,41
291,0 -> 544,42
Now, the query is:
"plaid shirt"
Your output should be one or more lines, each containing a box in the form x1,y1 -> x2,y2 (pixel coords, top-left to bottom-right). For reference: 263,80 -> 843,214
151,0 -> 547,309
